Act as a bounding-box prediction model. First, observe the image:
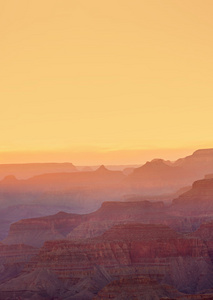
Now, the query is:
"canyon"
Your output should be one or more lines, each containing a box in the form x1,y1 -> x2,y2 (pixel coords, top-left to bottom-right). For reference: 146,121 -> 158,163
1,149 -> 213,299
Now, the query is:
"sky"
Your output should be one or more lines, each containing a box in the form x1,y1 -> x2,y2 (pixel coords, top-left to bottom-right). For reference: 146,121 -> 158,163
0,0 -> 213,164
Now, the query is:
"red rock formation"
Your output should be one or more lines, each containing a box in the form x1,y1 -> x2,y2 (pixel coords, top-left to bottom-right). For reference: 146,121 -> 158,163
1,223 -> 213,298
0,243 -> 38,284
191,221 -> 213,266
22,224 -> 213,294
3,200 -> 168,246
0,268 -> 63,300
3,211 -> 83,247
94,276 -> 183,299
4,195 -> 213,247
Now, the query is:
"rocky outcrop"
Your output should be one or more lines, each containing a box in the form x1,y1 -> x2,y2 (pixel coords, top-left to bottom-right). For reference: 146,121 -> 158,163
1,223 -> 213,298
4,195 -> 213,246
3,212 -> 83,247
3,201 -> 164,247
3,200 -> 169,246
0,243 -> 38,284
191,221 -> 213,241
0,268 -> 63,300
21,224 -> 213,295
191,221 -> 213,266
94,276 -> 183,300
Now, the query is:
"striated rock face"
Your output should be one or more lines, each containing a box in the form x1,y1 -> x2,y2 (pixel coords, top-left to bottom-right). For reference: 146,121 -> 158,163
3,195 -> 213,247
0,243 -> 37,263
94,276 -> 183,300
191,221 -> 213,266
20,223 -> 213,295
3,212 -> 83,247
67,220 -> 115,240
0,243 -> 38,285
3,200 -> 167,246
192,221 -> 213,241
1,223 -> 213,299
100,223 -> 180,241
0,268 -> 63,300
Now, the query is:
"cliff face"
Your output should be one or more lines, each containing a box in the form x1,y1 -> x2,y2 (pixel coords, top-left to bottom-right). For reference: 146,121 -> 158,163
191,221 -> 213,266
0,243 -> 38,285
0,268 -> 63,300
94,276 -> 183,300
1,224 -> 213,299
95,276 -> 213,300
3,193 -> 213,247
21,224 -> 213,295
3,212 -> 83,247
2,201 -> 168,246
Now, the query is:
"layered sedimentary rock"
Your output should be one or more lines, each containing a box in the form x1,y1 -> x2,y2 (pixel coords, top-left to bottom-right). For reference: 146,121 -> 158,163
3,200 -> 168,246
4,191 -> 213,247
191,221 -> 213,266
3,211 -> 83,247
94,276 -> 213,300
1,223 -> 213,298
20,224 -> 213,294
0,268 -> 63,300
94,276 -> 183,300
0,243 -> 38,284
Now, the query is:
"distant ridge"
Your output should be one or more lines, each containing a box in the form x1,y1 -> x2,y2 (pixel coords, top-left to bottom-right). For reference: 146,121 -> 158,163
95,165 -> 109,173
0,162 -> 78,179
124,148 -> 213,192
0,148 -> 213,193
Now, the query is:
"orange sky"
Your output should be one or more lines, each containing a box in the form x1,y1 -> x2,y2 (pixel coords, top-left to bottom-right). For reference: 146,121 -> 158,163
0,1 -> 212,164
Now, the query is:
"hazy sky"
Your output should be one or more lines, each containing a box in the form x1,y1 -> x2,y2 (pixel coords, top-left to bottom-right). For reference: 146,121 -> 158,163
0,1 -> 212,164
